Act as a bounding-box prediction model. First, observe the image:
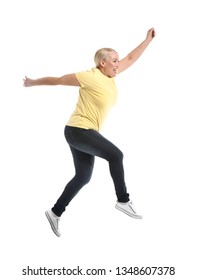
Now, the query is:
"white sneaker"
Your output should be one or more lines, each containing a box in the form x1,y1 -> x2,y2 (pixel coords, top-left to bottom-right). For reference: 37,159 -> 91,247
115,201 -> 143,219
45,209 -> 61,237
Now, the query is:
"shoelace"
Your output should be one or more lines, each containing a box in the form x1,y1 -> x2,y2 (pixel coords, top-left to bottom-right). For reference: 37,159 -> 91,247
54,217 -> 59,229
128,203 -> 136,214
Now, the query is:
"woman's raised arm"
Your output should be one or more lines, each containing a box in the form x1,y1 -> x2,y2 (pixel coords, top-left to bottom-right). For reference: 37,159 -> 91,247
118,28 -> 155,74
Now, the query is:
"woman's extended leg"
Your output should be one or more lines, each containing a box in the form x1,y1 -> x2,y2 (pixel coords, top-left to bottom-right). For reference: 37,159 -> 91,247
52,146 -> 95,217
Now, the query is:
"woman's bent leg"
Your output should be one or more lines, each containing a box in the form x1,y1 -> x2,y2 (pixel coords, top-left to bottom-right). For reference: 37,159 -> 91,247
64,127 -> 130,203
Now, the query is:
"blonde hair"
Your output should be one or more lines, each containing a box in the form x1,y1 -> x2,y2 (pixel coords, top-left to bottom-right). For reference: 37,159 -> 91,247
94,48 -> 116,67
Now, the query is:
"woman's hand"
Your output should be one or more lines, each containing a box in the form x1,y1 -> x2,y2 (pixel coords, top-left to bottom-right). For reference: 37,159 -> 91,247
23,76 -> 34,87
146,28 -> 156,41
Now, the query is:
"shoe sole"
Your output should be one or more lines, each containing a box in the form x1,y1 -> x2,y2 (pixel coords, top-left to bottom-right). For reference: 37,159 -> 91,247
45,211 -> 61,237
115,205 -> 143,219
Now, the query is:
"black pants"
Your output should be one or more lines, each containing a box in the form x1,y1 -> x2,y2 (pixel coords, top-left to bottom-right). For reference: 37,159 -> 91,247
52,126 -> 130,216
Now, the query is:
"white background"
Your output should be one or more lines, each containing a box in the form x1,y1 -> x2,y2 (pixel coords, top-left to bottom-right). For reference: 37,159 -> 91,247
0,0 -> 197,279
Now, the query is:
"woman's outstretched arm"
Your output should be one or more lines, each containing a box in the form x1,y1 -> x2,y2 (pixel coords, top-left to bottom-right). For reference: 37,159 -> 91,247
23,73 -> 80,87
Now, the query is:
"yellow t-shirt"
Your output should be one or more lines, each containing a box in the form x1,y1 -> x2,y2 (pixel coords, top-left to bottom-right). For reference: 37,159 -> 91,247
67,68 -> 118,131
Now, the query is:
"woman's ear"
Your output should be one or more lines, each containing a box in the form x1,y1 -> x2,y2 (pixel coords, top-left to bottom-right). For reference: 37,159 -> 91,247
100,59 -> 106,67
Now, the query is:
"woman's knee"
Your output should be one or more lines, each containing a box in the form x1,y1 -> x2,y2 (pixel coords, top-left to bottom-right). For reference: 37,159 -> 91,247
76,169 -> 93,185
111,148 -> 124,162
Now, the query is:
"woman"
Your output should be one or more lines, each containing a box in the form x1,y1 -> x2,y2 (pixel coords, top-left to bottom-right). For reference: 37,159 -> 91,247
23,28 -> 155,237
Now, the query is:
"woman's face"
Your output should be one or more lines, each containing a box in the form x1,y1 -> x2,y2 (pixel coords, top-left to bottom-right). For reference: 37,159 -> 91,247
100,51 -> 119,77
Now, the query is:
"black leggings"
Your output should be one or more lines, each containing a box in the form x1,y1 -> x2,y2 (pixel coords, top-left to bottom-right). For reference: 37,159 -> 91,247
52,126 -> 129,216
